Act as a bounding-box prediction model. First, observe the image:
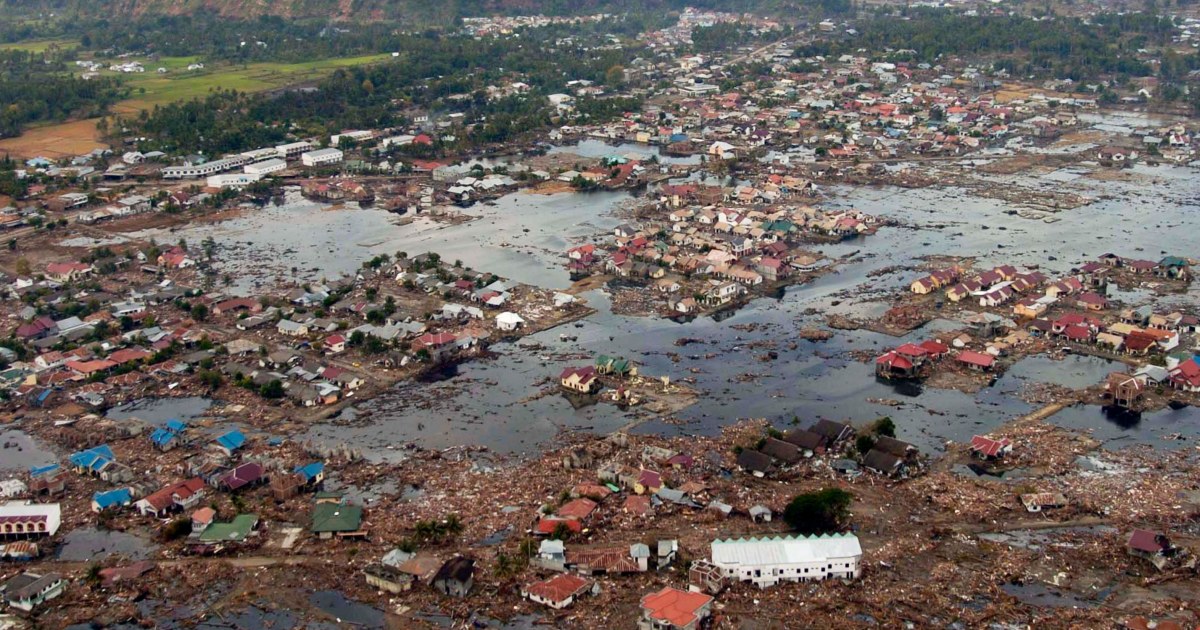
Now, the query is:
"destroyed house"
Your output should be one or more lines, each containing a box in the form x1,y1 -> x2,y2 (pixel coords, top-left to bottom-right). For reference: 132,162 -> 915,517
810,419 -> 854,446
759,437 -> 802,464
736,449 -> 775,476
568,546 -> 645,575
783,429 -> 823,453
433,557 -> 475,597
863,449 -> 905,477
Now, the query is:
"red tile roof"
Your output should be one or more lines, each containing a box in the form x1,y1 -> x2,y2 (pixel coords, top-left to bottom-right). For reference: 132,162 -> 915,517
640,587 -> 713,628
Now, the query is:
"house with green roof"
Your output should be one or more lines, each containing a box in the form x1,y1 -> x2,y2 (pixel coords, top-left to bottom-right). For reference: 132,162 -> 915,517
197,514 -> 259,546
1157,256 -> 1190,280
595,354 -> 635,376
311,501 -> 365,539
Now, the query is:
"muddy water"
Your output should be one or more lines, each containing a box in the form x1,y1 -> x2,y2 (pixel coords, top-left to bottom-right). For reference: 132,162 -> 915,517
0,428 -> 58,472
105,396 -> 213,426
56,526 -> 158,562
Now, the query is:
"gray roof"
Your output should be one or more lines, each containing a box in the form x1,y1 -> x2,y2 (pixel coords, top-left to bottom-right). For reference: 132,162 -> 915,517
711,534 -> 861,568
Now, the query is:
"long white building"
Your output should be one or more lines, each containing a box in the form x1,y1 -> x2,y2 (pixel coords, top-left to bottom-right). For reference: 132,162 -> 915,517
710,533 -> 861,588
0,500 -> 62,538
245,158 -> 287,176
302,148 -> 344,167
161,156 -> 251,179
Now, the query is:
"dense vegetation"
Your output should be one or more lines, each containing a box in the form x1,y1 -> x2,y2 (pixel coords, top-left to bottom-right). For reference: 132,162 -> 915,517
0,50 -> 124,138
0,0 -> 855,24
799,11 -> 1174,82
128,30 -> 644,154
783,488 -> 853,535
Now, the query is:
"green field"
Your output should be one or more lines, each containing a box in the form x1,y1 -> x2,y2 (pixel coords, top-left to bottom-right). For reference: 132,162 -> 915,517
0,38 -> 80,53
114,53 -> 392,113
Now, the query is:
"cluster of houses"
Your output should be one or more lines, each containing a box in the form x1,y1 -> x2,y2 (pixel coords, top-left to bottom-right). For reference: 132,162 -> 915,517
568,188 -> 882,314
736,419 -> 921,479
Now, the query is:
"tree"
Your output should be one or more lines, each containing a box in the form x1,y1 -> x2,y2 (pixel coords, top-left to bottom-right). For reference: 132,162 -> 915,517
605,64 -> 626,87
855,434 -> 876,455
873,417 -> 896,438
260,379 -> 285,399
783,489 -> 853,535
191,303 -> 209,321
15,257 -> 30,276
197,369 -> 223,391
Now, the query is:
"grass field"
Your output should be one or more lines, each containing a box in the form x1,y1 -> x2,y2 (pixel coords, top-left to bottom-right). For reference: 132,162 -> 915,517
0,39 -> 79,53
1,52 -> 389,159
114,54 -> 392,114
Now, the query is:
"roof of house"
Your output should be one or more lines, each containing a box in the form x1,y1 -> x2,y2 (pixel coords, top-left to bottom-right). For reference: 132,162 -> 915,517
557,498 -> 598,521
640,587 -> 713,628
711,533 -> 862,566
969,435 -> 1012,457
213,430 -> 246,452
198,514 -> 259,543
956,350 -> 995,368
434,556 -> 475,583
736,449 -> 774,473
1127,529 -> 1168,553
525,573 -> 589,604
311,502 -> 363,533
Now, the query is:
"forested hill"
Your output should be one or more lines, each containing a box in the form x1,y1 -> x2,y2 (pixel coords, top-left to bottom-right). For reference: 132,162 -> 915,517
0,0 -> 830,21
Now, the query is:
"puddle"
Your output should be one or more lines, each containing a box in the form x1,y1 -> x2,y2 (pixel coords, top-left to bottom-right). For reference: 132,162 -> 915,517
308,591 -> 386,628
1001,581 -> 1108,609
106,397 -> 214,426
0,428 -> 59,472
56,527 -> 159,562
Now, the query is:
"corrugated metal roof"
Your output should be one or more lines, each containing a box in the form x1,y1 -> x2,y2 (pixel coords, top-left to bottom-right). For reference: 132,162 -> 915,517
711,534 -> 862,567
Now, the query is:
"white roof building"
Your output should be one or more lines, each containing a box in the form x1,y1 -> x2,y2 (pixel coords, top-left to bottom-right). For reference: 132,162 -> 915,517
710,533 -> 862,587
0,500 -> 62,537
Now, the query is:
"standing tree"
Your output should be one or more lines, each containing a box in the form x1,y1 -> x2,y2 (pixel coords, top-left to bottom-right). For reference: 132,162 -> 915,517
783,488 -> 853,535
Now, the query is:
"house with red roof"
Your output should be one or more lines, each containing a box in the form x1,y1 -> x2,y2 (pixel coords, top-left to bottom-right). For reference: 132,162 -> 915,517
956,350 -> 995,371
134,478 -> 206,517
324,334 -> 347,354
875,351 -> 916,379
640,587 -> 713,630
523,573 -> 591,609
45,262 -> 93,282
1167,360 -> 1200,392
560,366 -> 599,393
969,435 -> 1012,459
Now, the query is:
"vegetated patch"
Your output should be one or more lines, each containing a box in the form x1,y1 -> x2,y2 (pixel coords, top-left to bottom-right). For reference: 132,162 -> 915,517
113,54 -> 393,114
0,118 -> 108,159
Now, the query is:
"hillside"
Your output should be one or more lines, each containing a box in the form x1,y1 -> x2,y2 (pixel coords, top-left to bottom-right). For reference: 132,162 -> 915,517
0,0 -> 772,21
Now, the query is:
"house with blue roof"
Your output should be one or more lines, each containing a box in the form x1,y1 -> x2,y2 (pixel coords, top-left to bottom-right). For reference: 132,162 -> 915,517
212,431 -> 246,457
149,419 -> 188,452
91,488 -> 133,513
294,462 -> 325,485
69,445 -> 115,476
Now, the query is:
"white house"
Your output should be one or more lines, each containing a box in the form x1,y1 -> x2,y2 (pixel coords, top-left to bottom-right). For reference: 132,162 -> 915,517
496,312 -> 525,331
302,148 -> 344,167
709,533 -> 862,588
275,141 -> 314,158
277,320 -> 309,336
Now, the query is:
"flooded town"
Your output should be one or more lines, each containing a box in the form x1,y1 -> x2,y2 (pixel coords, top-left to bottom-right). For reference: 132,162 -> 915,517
0,1 -> 1199,628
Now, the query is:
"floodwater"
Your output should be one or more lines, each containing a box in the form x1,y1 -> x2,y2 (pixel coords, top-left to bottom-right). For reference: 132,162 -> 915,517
308,591 -> 387,628
105,396 -> 213,426
549,138 -> 703,165
56,527 -> 159,562
133,188 -> 630,293
0,428 -> 58,472
134,130 -> 1200,456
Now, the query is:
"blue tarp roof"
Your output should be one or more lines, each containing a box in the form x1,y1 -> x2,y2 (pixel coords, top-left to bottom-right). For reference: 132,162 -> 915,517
93,487 -> 132,509
69,444 -> 115,471
214,430 -> 246,451
165,419 -> 187,432
150,428 -> 178,446
30,463 -> 60,477
294,462 -> 324,481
